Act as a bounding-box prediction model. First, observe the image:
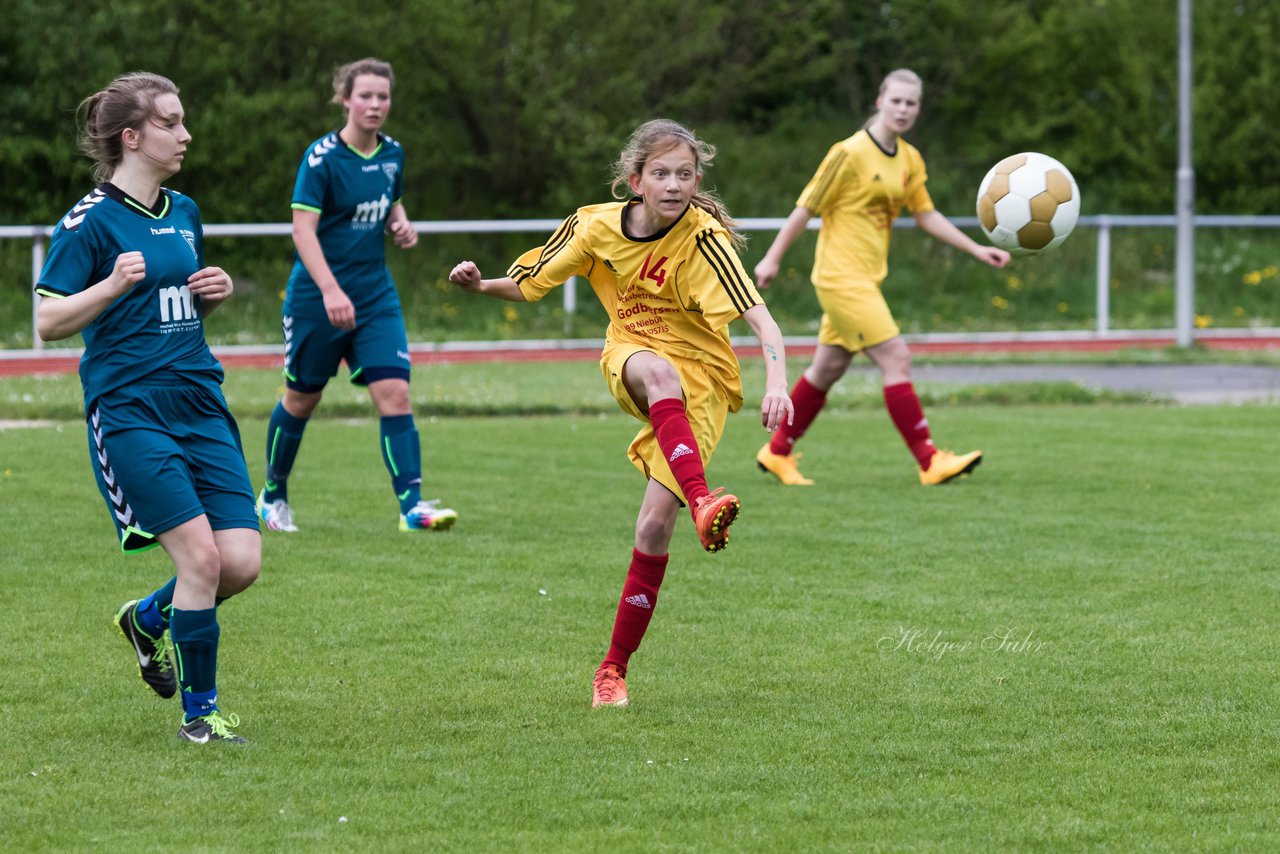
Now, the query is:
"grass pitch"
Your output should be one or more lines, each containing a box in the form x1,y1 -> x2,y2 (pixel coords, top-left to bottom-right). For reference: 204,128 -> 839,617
1,368 -> 1278,850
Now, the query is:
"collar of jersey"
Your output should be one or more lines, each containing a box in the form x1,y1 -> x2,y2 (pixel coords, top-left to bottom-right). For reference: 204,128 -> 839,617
864,128 -> 899,158
620,197 -> 689,243
337,131 -> 385,160
100,182 -> 171,219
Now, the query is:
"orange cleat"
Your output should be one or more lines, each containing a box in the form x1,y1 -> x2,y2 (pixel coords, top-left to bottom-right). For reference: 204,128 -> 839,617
693,487 -> 740,553
756,444 -> 815,485
592,665 -> 629,708
919,449 -> 983,485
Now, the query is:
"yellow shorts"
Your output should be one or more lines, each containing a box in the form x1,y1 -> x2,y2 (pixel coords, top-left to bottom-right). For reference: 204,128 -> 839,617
601,342 -> 730,505
815,279 -> 901,353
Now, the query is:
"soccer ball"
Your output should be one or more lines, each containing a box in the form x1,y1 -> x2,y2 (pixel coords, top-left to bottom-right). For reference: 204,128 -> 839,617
976,153 -> 1080,255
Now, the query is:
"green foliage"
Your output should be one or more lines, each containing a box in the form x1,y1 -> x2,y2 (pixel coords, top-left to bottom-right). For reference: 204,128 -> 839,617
2,0 -> 1277,226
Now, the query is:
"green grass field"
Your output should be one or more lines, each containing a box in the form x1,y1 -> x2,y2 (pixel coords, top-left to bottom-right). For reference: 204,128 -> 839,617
2,364 -> 1278,850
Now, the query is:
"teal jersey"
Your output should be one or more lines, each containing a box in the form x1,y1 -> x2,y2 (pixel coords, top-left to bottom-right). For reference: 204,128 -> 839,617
284,131 -> 405,319
36,184 -> 224,411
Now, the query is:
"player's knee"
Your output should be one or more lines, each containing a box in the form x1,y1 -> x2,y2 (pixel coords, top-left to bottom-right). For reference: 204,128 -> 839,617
283,389 -> 322,418
643,362 -> 683,400
218,538 -> 262,595
635,511 -> 677,548
181,542 -> 224,589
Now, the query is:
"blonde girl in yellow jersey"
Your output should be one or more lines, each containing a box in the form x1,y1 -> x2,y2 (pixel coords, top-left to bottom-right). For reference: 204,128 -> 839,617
754,69 -> 1010,487
450,119 -> 793,709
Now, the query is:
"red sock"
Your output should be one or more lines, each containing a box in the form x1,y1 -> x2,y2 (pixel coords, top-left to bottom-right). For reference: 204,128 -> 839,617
602,549 -> 669,675
648,398 -> 709,507
884,382 -> 936,469
769,375 -> 828,455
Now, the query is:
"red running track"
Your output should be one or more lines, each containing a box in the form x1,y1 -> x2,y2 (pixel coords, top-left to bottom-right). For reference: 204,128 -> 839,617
3,336 -> 1278,377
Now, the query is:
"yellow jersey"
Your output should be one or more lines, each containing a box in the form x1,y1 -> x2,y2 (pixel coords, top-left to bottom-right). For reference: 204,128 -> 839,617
510,199 -> 762,407
797,130 -> 935,286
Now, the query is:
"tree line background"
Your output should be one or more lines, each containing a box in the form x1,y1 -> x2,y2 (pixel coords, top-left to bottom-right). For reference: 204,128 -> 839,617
3,0 -> 1276,223
1,0 -> 1276,345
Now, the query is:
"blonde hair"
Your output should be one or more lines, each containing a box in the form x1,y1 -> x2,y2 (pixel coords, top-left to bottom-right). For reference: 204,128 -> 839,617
77,72 -> 179,183
331,58 -> 395,110
862,68 -> 924,130
609,119 -> 745,250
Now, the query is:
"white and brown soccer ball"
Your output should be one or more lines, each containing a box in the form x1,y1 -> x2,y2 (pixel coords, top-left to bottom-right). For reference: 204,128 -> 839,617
976,152 -> 1080,255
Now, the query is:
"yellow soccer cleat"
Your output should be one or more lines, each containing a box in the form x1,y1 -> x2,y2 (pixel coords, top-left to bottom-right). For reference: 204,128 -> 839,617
919,449 -> 983,485
756,444 -> 815,486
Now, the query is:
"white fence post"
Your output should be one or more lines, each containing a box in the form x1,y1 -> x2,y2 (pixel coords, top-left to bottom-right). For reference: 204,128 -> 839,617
31,230 -> 46,351
1095,218 -> 1111,334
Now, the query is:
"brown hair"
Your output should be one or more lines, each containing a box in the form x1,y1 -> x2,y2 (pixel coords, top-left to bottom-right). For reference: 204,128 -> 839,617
609,119 -> 745,250
76,72 -> 179,183
331,58 -> 395,110
862,68 -> 924,130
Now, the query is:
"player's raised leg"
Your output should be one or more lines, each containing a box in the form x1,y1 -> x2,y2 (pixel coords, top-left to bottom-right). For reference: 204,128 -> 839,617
623,351 -> 738,552
114,577 -> 177,699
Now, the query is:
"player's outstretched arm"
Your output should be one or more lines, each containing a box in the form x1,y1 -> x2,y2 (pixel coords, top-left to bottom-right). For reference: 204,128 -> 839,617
448,261 -> 527,302
36,251 -> 145,341
740,304 -> 794,432
754,206 -> 815,290
914,210 -> 1011,268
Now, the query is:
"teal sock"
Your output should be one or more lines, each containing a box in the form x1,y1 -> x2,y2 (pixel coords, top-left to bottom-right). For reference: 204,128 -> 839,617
380,414 -> 422,514
264,402 -> 308,501
136,577 -> 177,636
170,607 -> 219,720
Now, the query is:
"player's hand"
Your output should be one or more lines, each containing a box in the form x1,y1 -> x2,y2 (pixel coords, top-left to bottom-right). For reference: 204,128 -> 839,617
108,251 -> 146,296
389,218 -> 418,249
448,261 -> 483,293
187,266 -> 234,303
754,257 -> 780,290
760,386 -> 794,433
323,288 -> 356,330
977,246 -> 1012,268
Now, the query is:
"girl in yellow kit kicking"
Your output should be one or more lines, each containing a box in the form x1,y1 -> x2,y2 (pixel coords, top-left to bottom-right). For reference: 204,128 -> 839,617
450,119 -> 793,709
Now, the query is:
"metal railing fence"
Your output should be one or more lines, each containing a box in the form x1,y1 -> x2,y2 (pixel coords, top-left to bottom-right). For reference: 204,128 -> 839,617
5,215 -> 1279,350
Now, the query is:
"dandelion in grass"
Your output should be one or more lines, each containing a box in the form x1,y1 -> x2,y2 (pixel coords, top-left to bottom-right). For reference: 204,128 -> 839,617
1195,314 -> 1213,328
992,295 -> 1009,309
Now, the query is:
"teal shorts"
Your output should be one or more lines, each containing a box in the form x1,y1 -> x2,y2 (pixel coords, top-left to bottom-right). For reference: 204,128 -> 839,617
282,307 -> 411,392
87,382 -> 256,553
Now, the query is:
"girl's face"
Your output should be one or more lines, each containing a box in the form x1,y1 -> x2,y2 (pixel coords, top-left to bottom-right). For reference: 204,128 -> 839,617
628,140 -> 701,225
343,74 -> 392,132
875,81 -> 922,136
130,93 -> 191,176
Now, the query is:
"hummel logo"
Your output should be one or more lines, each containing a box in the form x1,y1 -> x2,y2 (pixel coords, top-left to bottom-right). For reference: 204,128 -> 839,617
668,443 -> 694,463
625,594 -> 652,609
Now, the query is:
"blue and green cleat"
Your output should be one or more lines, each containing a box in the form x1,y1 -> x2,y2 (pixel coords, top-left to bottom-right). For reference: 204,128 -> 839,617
400,499 -> 458,532
178,711 -> 246,744
114,600 -> 176,699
